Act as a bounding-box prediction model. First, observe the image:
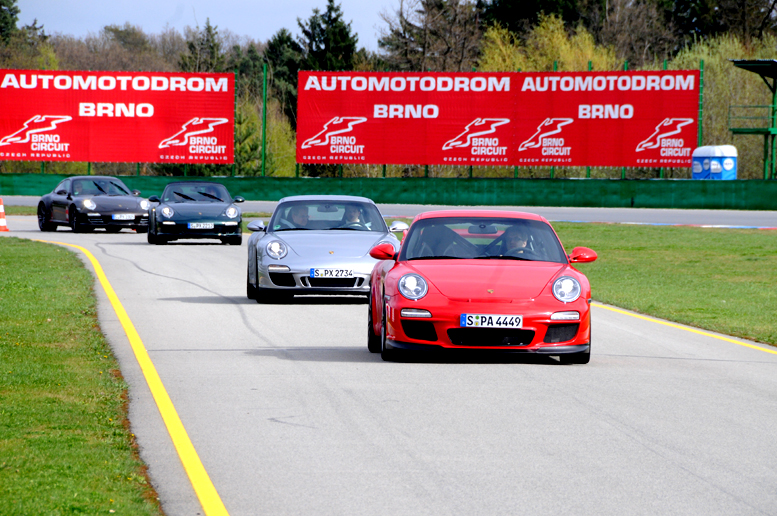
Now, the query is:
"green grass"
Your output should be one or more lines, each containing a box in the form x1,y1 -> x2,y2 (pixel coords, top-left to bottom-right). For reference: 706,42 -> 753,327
0,238 -> 162,516
553,223 -> 777,345
3,206 -> 36,216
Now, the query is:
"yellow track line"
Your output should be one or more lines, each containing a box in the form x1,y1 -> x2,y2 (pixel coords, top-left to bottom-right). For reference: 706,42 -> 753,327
38,240 -> 229,516
592,302 -> 777,356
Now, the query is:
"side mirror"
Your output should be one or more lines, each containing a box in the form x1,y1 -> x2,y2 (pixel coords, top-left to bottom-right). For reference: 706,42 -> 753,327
131,189 -> 141,196
369,242 -> 396,260
147,195 -> 160,203
56,189 -> 67,196
247,220 -> 266,232
233,196 -> 245,203
569,247 -> 597,263
388,221 -> 409,233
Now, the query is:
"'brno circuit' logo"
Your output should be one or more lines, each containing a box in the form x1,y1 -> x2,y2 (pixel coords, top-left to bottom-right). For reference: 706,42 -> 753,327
442,118 -> 510,154
0,115 -> 72,151
159,118 -> 229,154
635,118 -> 694,156
301,117 -> 368,154
518,118 -> 573,154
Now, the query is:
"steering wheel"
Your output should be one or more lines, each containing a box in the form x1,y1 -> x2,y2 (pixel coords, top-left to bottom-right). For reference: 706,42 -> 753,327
340,221 -> 367,229
505,247 -> 542,260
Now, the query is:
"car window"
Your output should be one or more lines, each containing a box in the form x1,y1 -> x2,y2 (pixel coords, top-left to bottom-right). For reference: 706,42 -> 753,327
269,201 -> 387,232
400,217 -> 567,263
161,184 -> 230,203
55,179 -> 70,194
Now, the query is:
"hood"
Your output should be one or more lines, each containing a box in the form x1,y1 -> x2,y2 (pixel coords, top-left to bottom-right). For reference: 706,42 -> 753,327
86,195 -> 145,211
166,202 -> 233,217
406,261 -> 567,300
275,231 -> 392,259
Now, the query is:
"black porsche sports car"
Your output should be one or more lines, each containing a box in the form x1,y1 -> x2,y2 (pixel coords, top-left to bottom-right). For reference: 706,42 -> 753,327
147,181 -> 244,245
37,176 -> 149,233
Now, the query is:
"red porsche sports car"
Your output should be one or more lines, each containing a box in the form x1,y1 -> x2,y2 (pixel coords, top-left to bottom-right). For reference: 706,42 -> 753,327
367,210 -> 597,363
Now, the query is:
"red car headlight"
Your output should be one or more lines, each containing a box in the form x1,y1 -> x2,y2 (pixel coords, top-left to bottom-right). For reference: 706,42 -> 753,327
552,276 -> 581,303
399,273 -> 428,300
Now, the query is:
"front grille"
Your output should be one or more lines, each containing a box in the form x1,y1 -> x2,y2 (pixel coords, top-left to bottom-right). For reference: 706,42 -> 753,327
307,277 -> 358,288
88,215 -> 144,225
543,324 -> 579,343
401,320 -> 438,341
269,272 -> 296,287
447,328 -> 535,346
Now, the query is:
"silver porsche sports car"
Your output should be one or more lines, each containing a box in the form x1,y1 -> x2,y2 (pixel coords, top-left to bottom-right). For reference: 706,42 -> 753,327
246,195 -> 408,302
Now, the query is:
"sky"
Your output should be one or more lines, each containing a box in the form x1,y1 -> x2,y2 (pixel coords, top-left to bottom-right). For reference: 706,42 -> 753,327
17,0 -> 394,51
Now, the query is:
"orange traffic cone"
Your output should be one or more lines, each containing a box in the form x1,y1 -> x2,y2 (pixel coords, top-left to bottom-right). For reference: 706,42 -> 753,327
0,197 -> 9,232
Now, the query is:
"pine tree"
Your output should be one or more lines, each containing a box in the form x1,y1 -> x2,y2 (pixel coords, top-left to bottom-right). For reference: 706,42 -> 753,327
297,0 -> 358,71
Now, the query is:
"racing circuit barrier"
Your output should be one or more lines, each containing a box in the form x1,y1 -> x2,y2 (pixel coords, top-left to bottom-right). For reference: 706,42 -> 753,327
1,174 -> 776,210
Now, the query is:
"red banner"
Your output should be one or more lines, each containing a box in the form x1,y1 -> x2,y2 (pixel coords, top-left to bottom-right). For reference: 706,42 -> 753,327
0,70 -> 234,164
297,71 -> 699,168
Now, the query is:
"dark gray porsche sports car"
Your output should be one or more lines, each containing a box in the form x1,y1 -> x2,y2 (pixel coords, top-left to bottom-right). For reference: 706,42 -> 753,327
37,175 -> 149,233
146,181 -> 244,245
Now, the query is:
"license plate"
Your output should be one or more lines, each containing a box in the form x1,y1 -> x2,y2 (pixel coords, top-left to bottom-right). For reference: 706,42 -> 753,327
188,222 -> 214,229
112,213 -> 134,220
310,268 -> 354,278
460,314 -> 523,328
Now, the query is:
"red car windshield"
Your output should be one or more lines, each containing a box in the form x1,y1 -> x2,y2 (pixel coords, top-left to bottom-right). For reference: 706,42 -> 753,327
400,217 -> 568,263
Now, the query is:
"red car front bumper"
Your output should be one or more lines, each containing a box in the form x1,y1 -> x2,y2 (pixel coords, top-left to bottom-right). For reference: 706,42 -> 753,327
383,293 -> 591,354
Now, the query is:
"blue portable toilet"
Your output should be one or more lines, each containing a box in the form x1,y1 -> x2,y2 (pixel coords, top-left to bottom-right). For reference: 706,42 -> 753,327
692,145 -> 737,180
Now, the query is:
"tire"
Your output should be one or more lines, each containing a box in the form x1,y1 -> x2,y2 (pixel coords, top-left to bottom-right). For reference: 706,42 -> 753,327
247,266 -> 257,300
559,348 -> 590,365
380,303 -> 400,362
37,203 -> 56,232
69,207 -> 85,233
147,231 -> 157,244
367,300 -> 380,353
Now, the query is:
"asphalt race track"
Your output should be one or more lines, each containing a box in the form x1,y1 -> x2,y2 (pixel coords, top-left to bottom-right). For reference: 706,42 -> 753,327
3,213 -> 777,516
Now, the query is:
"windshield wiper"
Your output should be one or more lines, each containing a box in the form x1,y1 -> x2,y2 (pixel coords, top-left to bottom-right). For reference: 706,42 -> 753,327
198,192 -> 223,201
274,227 -> 309,231
173,191 -> 196,201
92,182 -> 107,195
474,255 -> 533,261
408,256 -> 465,260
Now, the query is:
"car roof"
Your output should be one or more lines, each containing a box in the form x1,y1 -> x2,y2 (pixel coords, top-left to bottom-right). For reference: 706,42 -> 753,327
163,181 -> 227,187
278,195 -> 376,205
69,176 -> 125,181
413,210 -> 549,222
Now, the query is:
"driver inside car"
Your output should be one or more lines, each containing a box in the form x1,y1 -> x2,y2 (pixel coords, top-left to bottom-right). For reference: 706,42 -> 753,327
339,204 -> 363,228
503,226 -> 530,256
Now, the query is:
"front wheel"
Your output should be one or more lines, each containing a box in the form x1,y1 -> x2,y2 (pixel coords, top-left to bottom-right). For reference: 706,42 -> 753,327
222,236 -> 242,245
69,207 -> 85,233
37,204 -> 56,232
367,299 -> 380,353
559,348 -> 590,364
247,266 -> 257,300
380,303 -> 401,362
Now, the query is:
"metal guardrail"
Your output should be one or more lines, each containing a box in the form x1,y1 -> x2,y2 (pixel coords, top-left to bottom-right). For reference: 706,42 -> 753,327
728,104 -> 775,131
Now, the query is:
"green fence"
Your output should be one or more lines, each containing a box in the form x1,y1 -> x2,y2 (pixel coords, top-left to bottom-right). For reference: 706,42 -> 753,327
2,174 -> 776,210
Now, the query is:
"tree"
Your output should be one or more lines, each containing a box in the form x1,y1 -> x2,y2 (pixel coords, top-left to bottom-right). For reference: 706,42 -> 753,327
482,0 -> 581,37
0,0 -> 19,43
599,0 -> 678,66
378,0 -> 484,72
297,0 -> 358,71
227,42 -> 265,98
179,19 -> 225,72
265,28 -> 303,129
